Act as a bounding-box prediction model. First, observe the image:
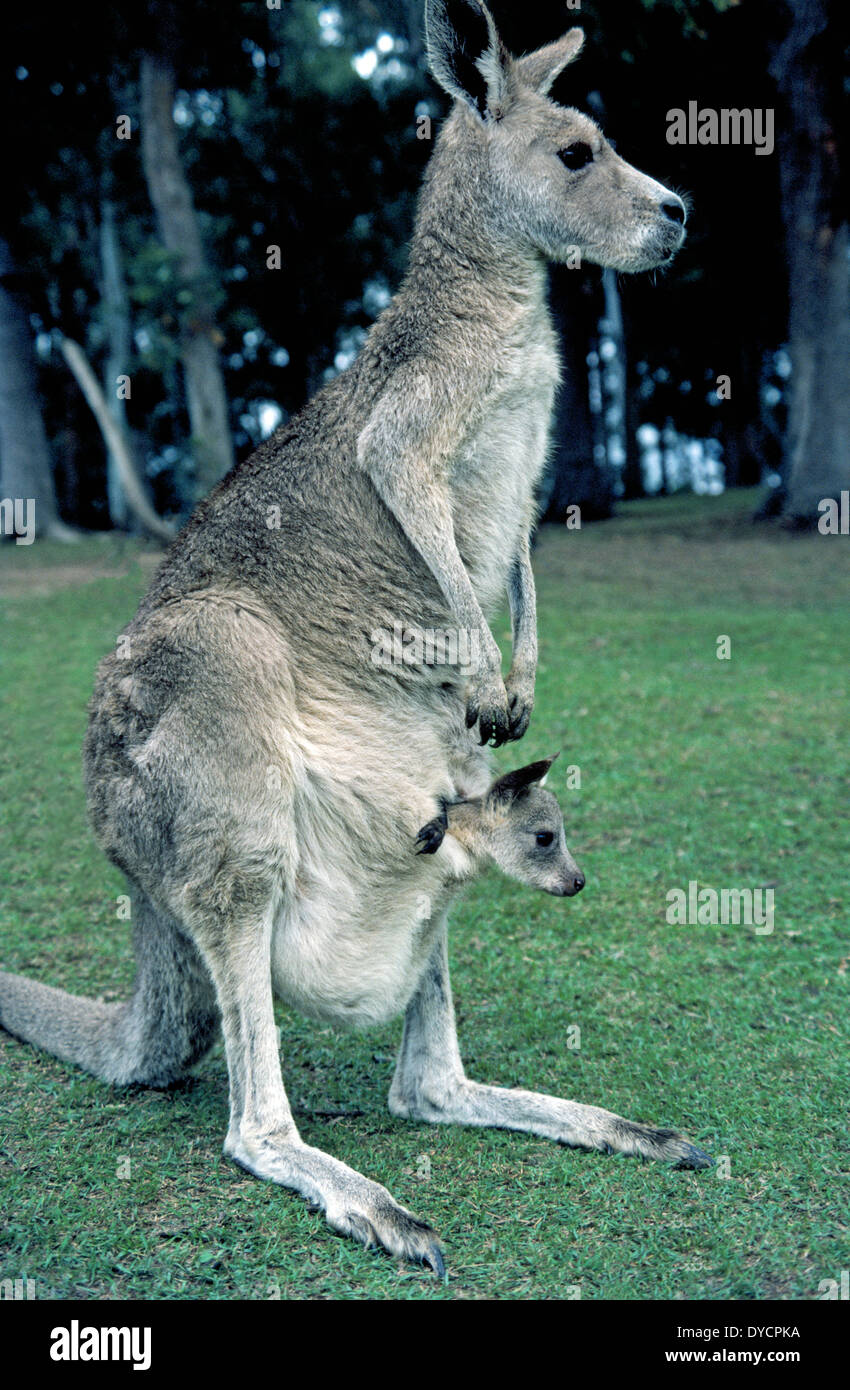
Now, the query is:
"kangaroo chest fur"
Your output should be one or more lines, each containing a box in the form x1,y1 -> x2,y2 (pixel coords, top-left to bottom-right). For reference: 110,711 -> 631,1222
450,300 -> 561,613
270,885 -> 444,1028
269,838 -> 474,1029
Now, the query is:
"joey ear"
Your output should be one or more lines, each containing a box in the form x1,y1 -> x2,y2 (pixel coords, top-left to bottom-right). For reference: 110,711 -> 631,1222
487,753 -> 560,810
425,0 -> 512,119
536,751 -> 561,788
516,27 -> 584,96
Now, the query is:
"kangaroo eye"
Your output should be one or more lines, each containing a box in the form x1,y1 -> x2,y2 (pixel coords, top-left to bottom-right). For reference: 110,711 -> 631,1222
536,831 -> 554,848
558,142 -> 593,172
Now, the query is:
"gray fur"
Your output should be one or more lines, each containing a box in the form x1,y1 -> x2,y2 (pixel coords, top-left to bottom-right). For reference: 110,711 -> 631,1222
0,1 -> 706,1275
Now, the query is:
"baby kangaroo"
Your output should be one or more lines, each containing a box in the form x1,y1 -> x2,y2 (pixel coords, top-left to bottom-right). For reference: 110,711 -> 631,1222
416,755 -> 586,900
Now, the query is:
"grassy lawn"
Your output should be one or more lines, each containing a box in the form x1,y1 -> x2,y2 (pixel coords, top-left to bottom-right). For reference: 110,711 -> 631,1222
1,490 -> 848,1300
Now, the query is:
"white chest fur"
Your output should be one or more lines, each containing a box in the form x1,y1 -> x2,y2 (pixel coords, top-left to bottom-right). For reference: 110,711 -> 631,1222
451,308 -> 561,613
271,878 -> 454,1029
269,834 -> 472,1030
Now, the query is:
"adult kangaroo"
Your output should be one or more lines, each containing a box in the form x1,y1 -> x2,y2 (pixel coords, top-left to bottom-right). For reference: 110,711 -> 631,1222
0,1 -> 708,1273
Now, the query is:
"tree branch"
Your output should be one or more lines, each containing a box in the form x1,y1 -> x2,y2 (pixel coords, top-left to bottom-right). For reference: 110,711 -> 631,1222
57,335 -> 176,543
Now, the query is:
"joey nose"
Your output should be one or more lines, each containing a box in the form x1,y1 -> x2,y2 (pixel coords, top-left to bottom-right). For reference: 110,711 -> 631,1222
552,871 -> 585,897
661,197 -> 686,226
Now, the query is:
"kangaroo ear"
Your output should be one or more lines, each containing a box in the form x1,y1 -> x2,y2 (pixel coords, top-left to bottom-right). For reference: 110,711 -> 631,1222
516,27 -> 584,96
487,754 -> 560,810
425,0 -> 512,119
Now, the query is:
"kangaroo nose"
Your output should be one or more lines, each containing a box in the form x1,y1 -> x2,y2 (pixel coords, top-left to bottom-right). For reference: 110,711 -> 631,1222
573,874 -> 585,894
661,197 -> 686,226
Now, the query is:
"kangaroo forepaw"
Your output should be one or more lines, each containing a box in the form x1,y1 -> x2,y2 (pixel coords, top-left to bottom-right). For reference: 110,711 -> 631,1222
504,669 -> 534,741
415,813 -> 447,854
465,682 -> 511,748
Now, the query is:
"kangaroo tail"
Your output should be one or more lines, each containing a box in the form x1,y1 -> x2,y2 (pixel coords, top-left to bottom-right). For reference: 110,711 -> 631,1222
0,894 -> 219,1087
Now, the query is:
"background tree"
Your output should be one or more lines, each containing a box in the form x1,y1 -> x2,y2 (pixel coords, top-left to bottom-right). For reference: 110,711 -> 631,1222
1,0 -> 846,537
139,1 -> 235,498
98,197 -> 132,527
770,0 -> 849,526
0,240 -> 73,539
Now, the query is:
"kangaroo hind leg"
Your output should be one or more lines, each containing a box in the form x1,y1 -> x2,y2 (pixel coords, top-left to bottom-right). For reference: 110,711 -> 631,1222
390,921 -> 711,1170
187,876 -> 445,1274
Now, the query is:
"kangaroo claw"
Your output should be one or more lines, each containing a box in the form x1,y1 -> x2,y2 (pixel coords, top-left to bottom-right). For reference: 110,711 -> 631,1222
415,818 -> 446,854
424,1241 -> 447,1279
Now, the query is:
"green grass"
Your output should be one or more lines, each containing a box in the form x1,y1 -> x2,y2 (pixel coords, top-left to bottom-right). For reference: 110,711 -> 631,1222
1,490 -> 848,1300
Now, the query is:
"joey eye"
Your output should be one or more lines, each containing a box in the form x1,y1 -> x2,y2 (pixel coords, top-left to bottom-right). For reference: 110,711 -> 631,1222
536,831 -> 554,848
558,142 -> 593,172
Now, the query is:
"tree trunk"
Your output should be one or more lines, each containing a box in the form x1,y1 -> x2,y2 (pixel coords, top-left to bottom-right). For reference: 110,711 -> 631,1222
600,267 -> 634,499
402,0 -> 425,66
139,51 -> 234,499
0,239 -> 74,540
541,268 -> 614,523
58,335 -> 176,543
772,0 -> 850,525
621,332 -> 645,502
99,199 -> 132,528
722,341 -> 779,490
